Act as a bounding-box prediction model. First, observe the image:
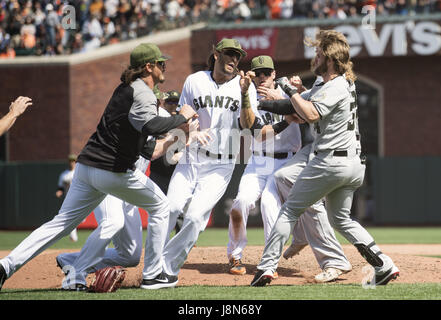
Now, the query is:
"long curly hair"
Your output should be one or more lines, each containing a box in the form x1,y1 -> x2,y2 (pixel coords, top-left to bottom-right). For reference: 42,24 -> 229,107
305,30 -> 357,82
120,64 -> 148,85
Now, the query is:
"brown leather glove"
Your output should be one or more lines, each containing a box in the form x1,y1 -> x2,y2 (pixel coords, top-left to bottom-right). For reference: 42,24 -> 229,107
89,266 -> 126,293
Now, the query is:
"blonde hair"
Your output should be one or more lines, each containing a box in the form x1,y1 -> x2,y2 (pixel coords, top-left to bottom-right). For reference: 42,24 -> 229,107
305,30 -> 357,83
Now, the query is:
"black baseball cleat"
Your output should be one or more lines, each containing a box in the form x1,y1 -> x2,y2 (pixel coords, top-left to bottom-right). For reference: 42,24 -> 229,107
140,272 -> 178,290
369,265 -> 400,286
61,283 -> 88,292
250,269 -> 274,287
0,264 -> 7,291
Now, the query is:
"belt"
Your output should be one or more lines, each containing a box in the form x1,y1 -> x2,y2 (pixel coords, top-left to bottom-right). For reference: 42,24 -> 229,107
314,149 -> 365,164
314,150 -> 348,156
253,151 -> 293,159
200,149 -> 233,160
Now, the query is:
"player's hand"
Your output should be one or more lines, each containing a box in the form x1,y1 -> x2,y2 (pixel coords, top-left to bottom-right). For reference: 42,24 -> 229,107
10,96 -> 32,118
289,75 -> 305,93
257,86 -> 284,100
55,190 -> 63,198
187,129 -> 212,147
177,118 -> 199,134
285,113 -> 305,124
239,70 -> 255,94
179,104 -> 198,121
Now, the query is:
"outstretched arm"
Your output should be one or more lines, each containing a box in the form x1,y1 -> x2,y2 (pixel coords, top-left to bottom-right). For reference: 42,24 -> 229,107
0,96 -> 32,136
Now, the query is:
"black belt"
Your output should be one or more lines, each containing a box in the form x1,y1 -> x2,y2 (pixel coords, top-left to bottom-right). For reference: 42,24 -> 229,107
314,150 -> 366,164
201,149 -> 233,160
253,151 -> 292,159
314,150 -> 348,156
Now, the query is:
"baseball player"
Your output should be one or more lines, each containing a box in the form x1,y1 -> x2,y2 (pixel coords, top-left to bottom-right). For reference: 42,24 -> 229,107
149,90 -> 186,233
150,90 -> 183,194
55,154 -> 79,242
251,30 -> 399,287
0,43 -> 197,291
55,120 -> 198,288
139,38 -> 262,289
227,55 -> 352,282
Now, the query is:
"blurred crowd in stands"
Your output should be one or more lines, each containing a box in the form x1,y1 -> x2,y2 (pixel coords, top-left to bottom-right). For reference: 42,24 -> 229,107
1,0 -> 440,58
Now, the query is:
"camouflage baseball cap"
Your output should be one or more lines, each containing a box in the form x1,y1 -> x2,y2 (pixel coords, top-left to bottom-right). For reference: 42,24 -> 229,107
164,90 -> 180,102
251,55 -> 274,71
130,43 -> 170,68
215,38 -> 247,58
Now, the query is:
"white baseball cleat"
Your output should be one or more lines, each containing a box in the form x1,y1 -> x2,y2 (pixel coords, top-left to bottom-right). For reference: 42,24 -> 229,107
314,267 -> 346,283
369,265 -> 400,286
283,243 -> 307,259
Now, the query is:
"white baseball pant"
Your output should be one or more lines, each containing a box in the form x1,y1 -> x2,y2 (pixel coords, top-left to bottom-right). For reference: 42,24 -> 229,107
0,162 -> 170,286
56,157 -> 169,283
227,154 -> 292,261
161,151 -> 235,276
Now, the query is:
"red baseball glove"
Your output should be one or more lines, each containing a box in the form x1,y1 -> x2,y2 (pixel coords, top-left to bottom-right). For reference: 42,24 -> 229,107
89,266 -> 126,293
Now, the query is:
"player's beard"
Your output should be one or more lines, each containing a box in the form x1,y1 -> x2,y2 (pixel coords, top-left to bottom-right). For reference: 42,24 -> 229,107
311,57 -> 327,76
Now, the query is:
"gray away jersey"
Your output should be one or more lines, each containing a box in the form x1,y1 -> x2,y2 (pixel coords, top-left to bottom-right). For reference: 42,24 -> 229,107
301,76 -> 359,152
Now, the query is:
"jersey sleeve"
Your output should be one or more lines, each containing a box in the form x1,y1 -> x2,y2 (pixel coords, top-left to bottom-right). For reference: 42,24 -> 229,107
310,83 -> 349,118
300,88 -> 312,100
177,76 -> 194,111
128,81 -> 158,133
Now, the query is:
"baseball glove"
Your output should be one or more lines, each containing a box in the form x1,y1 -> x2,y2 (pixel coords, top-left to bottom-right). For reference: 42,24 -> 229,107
89,266 -> 126,293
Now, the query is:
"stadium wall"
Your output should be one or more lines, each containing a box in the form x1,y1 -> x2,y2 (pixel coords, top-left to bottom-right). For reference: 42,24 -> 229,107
0,24 -> 201,162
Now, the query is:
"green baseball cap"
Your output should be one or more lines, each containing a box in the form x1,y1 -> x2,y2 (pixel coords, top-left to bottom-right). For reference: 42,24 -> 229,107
215,38 -> 247,58
251,55 -> 274,71
164,90 -> 180,102
130,43 -> 170,68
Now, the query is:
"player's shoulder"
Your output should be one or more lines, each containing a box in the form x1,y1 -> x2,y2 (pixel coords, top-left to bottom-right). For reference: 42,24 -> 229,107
186,70 -> 211,82
130,78 -> 155,98
325,76 -> 351,95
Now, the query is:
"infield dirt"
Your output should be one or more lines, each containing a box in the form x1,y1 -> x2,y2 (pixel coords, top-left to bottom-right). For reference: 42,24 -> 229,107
2,244 -> 441,289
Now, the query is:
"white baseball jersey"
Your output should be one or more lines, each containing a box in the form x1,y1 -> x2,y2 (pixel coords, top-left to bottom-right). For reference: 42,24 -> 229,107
178,71 -> 260,156
252,84 -> 301,154
301,76 -> 358,152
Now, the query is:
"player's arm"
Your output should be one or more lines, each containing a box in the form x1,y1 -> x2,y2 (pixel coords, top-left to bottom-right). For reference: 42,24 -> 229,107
128,88 -> 196,136
239,71 -> 257,129
276,77 -> 320,123
254,120 -> 290,142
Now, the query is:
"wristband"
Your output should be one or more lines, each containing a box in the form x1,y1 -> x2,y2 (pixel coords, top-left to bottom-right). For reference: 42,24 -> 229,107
241,91 -> 251,109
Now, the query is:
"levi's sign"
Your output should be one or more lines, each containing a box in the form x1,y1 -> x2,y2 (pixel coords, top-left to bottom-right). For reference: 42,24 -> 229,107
304,21 -> 441,58
216,28 -> 279,60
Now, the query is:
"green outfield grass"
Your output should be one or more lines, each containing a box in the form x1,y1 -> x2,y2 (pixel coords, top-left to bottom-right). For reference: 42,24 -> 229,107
2,226 -> 441,250
1,227 -> 441,300
1,283 -> 441,300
